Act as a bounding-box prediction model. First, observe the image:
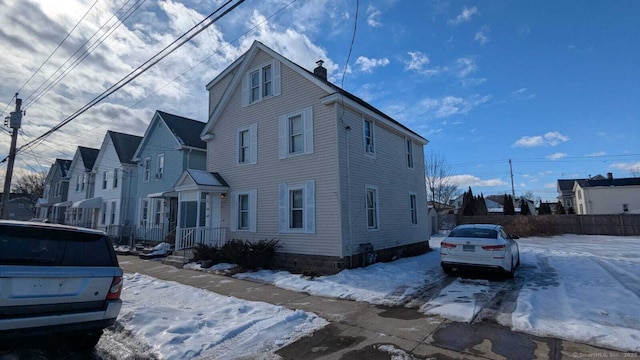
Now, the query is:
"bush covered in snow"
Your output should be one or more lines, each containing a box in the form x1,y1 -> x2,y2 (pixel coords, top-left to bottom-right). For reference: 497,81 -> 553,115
194,239 -> 280,270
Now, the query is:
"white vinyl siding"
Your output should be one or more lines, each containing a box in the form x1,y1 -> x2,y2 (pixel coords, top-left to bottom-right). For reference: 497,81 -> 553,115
230,189 -> 257,232
278,106 -> 313,159
279,180 -> 315,234
237,124 -> 257,165
242,60 -> 281,106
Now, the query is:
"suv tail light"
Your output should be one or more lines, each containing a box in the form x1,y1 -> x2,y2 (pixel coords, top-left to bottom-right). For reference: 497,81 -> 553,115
481,244 -> 506,250
107,276 -> 123,300
441,242 -> 457,249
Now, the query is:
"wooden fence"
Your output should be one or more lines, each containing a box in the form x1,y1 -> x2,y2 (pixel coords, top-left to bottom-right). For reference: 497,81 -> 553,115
454,214 -> 640,237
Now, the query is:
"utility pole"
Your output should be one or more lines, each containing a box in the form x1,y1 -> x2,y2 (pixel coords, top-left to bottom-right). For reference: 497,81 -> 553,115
1,94 -> 23,219
509,159 -> 515,198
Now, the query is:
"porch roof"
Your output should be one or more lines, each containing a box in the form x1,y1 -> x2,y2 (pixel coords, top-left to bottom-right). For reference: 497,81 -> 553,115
148,191 -> 178,198
71,197 -> 102,209
53,201 -> 73,207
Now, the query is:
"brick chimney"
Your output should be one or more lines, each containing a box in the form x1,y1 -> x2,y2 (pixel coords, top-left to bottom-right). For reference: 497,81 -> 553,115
607,172 -> 613,180
313,60 -> 327,81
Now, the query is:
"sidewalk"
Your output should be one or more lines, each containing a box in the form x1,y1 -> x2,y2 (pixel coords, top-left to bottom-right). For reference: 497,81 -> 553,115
117,255 -> 631,359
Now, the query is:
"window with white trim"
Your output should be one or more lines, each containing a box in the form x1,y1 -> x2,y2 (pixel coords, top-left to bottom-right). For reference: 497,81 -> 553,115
102,171 -> 108,190
363,118 -> 375,155
623,204 -> 629,213
113,168 -> 119,188
76,175 -> 81,192
279,107 -> 313,159
140,199 -> 149,227
243,61 -> 281,106
81,174 -> 85,191
101,202 -> 107,225
237,124 -> 257,165
231,190 -> 257,232
406,139 -> 414,168
110,201 -> 117,224
279,180 -> 315,233
366,185 -> 379,230
156,154 -> 164,179
143,157 -> 151,182
410,193 -> 418,225
154,199 -> 163,225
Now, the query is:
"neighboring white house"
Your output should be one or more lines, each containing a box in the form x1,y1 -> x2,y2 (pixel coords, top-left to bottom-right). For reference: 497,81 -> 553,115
65,146 -> 99,227
92,130 -> 142,238
36,158 -> 72,223
131,110 -> 207,243
174,41 -> 430,274
572,173 -> 640,214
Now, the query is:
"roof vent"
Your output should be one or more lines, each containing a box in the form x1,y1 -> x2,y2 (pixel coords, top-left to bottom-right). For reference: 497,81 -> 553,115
313,60 -> 327,81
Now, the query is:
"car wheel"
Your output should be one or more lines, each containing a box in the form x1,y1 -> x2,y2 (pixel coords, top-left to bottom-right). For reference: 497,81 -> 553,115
67,330 -> 103,352
505,256 -> 515,279
442,264 -> 453,275
516,253 -> 520,267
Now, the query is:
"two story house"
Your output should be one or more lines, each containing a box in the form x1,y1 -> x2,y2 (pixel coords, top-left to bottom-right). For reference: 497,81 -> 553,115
92,130 -> 142,238
573,173 -> 640,214
174,41 -> 430,274
65,146 -> 99,227
36,158 -> 72,223
131,110 -> 207,243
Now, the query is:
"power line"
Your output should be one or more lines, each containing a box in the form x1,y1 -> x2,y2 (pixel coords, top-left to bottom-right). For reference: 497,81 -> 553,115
16,0 -> 101,99
23,0 -> 146,109
10,0 -> 246,160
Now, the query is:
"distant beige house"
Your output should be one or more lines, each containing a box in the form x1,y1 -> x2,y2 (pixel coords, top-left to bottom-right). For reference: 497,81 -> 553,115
572,173 -> 640,214
174,41 -> 430,273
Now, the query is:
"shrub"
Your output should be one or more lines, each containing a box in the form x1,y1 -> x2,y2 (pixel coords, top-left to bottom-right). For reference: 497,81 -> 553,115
192,243 -> 221,263
220,239 -> 250,264
245,239 -> 280,269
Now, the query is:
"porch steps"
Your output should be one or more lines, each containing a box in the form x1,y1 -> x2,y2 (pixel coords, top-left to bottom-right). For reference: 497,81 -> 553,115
162,249 -> 195,268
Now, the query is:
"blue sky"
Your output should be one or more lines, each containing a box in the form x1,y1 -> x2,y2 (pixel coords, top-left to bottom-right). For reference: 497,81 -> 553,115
1,0 -> 638,202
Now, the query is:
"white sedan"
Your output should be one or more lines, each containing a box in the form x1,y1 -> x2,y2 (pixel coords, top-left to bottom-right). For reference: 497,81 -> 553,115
440,224 -> 520,276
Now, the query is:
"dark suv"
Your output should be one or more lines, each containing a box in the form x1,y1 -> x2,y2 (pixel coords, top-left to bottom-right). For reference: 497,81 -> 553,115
0,220 -> 123,351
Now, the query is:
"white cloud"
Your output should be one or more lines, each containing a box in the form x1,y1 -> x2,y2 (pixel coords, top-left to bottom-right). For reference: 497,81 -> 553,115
546,152 -> 567,160
355,56 -> 390,73
418,94 -> 491,118
447,174 -> 507,187
544,182 -> 557,189
610,162 -> 640,173
366,5 -> 382,27
452,58 -> 477,78
448,6 -> 478,25
405,51 -> 430,71
474,26 -> 490,45
586,151 -> 606,157
511,88 -> 536,100
513,131 -> 570,147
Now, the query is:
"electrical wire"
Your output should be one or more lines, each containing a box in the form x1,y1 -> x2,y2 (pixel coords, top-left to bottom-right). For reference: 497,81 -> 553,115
11,0 -> 246,159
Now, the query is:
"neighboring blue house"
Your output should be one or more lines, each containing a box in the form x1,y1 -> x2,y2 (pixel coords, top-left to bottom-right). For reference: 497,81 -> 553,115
131,110 -> 207,243
36,158 -> 72,223
66,146 -> 100,227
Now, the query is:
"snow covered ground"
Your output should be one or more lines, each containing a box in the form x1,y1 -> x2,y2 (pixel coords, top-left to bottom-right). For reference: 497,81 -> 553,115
116,273 -> 327,360
235,234 -> 640,352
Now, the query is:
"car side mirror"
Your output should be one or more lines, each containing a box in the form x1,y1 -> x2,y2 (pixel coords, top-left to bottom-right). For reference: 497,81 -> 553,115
511,235 -> 519,240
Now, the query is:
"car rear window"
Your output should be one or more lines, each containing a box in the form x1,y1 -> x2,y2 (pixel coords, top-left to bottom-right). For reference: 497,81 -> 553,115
449,228 -> 498,239
0,225 -> 117,267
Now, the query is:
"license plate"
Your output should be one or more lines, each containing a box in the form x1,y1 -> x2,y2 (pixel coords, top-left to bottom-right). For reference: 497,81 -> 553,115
463,245 -> 475,252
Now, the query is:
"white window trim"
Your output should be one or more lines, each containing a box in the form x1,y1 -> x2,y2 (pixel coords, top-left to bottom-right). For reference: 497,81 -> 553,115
406,138 -> 414,169
156,154 -> 164,179
363,117 -> 376,157
230,189 -> 257,232
409,192 -> 418,226
140,199 -> 149,227
279,180 -> 315,234
102,171 -> 108,190
365,185 -> 380,231
110,200 -> 117,225
279,107 -> 314,159
113,168 -> 119,188
143,157 -> 151,183
237,124 -> 258,165
242,60 -> 281,106
101,202 -> 107,225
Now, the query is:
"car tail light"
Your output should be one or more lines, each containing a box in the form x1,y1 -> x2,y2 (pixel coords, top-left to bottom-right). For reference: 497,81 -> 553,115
481,244 -> 506,250
107,276 -> 123,300
441,242 -> 457,249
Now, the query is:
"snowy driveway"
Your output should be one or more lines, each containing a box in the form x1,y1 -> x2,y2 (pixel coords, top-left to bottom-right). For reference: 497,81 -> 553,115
237,234 -> 640,352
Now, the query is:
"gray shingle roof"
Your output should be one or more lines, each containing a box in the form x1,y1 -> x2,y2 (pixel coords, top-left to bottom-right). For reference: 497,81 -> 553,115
56,159 -> 72,178
157,110 -> 206,149
576,177 -> 640,188
78,146 -> 99,172
108,131 -> 142,164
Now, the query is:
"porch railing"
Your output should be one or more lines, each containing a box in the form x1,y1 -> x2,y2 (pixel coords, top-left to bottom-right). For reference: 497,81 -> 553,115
176,227 -> 228,250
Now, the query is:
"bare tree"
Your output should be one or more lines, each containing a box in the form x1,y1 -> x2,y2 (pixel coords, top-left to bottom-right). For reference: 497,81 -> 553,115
11,171 -> 47,205
425,151 -> 459,212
